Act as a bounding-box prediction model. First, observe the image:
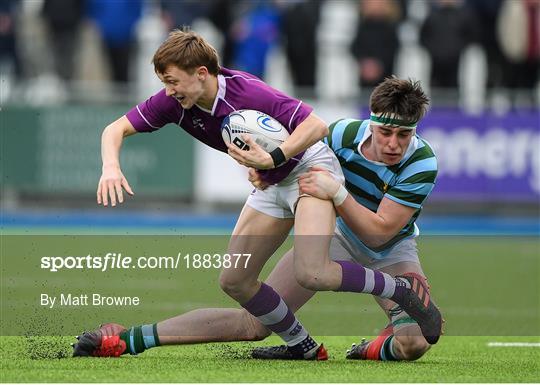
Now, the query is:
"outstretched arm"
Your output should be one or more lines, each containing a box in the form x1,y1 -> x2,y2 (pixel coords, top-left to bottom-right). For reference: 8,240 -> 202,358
97,115 -> 137,207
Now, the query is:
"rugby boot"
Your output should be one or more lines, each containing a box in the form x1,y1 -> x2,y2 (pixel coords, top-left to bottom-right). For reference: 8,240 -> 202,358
252,343 -> 328,360
393,272 -> 442,344
346,324 -> 393,360
72,323 -> 127,357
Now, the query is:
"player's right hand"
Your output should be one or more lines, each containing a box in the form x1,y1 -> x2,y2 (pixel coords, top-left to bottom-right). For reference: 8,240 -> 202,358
226,135 -> 274,170
298,165 -> 340,200
97,166 -> 134,207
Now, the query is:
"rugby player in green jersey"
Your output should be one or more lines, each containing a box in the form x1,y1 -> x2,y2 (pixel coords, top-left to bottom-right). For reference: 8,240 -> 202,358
296,76 -> 439,360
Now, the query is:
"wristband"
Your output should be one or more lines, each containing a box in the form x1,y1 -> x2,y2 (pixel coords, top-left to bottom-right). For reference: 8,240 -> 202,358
333,185 -> 348,206
269,147 -> 287,168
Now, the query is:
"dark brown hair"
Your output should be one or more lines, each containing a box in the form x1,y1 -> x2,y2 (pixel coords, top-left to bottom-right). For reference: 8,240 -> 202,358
370,76 -> 429,124
152,29 -> 220,75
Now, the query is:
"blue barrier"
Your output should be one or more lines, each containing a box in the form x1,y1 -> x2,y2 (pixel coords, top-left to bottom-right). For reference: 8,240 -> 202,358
1,210 -> 538,236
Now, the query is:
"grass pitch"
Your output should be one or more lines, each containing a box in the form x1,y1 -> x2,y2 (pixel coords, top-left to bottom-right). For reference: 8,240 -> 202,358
1,335 -> 539,382
1,235 -> 539,382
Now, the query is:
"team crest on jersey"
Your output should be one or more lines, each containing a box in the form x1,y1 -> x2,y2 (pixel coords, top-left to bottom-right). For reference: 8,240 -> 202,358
192,116 -> 205,130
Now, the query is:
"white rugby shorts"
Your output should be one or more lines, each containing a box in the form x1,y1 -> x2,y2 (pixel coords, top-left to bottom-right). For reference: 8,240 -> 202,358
246,141 -> 344,219
329,226 -> 421,269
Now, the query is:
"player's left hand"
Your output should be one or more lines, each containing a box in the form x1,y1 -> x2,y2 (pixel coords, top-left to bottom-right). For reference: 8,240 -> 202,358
248,168 -> 269,190
298,166 -> 341,200
226,135 -> 274,170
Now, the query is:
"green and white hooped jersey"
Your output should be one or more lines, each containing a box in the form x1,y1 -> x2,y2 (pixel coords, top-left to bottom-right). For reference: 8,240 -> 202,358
324,118 -> 438,259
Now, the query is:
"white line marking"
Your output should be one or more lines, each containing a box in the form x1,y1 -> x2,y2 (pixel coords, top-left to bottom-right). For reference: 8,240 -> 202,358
487,342 -> 540,347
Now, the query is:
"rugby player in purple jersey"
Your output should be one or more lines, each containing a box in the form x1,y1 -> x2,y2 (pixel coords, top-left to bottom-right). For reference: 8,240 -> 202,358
75,31 -> 441,360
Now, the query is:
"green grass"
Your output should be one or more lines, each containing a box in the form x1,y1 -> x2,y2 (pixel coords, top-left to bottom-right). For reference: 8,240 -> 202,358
2,235 -> 538,337
1,336 -> 539,382
1,235 -> 539,382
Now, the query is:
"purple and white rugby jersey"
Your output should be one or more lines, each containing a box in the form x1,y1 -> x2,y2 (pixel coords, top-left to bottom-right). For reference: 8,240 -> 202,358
125,67 -> 313,185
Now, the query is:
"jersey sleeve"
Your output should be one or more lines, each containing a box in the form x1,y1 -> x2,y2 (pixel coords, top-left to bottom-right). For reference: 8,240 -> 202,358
384,144 -> 438,209
324,119 -> 365,152
125,89 -> 180,132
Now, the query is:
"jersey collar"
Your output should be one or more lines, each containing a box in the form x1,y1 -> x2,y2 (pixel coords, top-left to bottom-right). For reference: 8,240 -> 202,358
210,74 -> 227,116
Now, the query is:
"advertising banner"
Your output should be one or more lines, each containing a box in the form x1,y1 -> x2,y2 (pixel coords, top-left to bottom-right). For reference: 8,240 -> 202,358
2,106 -> 194,196
420,108 -> 539,202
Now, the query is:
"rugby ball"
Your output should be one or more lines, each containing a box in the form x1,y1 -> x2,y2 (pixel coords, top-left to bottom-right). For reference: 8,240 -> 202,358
221,109 -> 290,152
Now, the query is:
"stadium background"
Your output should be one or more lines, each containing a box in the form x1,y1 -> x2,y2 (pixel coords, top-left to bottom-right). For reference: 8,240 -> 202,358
0,0 -> 539,382
2,0 -> 539,221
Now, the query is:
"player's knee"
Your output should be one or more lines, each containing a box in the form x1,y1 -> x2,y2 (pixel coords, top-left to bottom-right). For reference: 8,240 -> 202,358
219,272 -> 249,300
294,268 -> 326,291
240,309 -> 271,341
395,335 -> 430,361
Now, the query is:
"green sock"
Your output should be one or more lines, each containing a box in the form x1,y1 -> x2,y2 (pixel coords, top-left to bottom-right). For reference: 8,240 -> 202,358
381,335 -> 398,361
120,324 -> 161,355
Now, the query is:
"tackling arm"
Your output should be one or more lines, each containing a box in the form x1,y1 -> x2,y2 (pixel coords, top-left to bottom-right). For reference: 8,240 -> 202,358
335,194 -> 415,248
97,116 -> 138,207
298,169 -> 415,248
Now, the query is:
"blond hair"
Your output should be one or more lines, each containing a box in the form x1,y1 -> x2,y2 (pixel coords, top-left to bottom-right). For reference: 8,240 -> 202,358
152,29 -> 220,75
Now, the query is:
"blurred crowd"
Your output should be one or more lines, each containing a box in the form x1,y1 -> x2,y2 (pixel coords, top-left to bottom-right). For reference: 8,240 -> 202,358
0,0 -> 539,107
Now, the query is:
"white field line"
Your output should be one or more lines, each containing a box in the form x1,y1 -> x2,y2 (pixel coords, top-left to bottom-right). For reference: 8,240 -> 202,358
487,342 -> 540,347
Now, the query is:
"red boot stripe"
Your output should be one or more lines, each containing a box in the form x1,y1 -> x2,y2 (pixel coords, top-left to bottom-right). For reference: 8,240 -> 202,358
423,291 -> 430,307
412,278 -> 418,292
417,284 -> 424,302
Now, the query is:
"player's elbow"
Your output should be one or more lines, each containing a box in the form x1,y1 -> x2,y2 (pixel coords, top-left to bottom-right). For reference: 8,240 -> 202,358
303,114 -> 328,141
102,123 -> 124,142
315,122 -> 329,140
362,236 -> 392,249
102,123 -> 114,137
352,223 -> 397,249
103,116 -> 137,139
